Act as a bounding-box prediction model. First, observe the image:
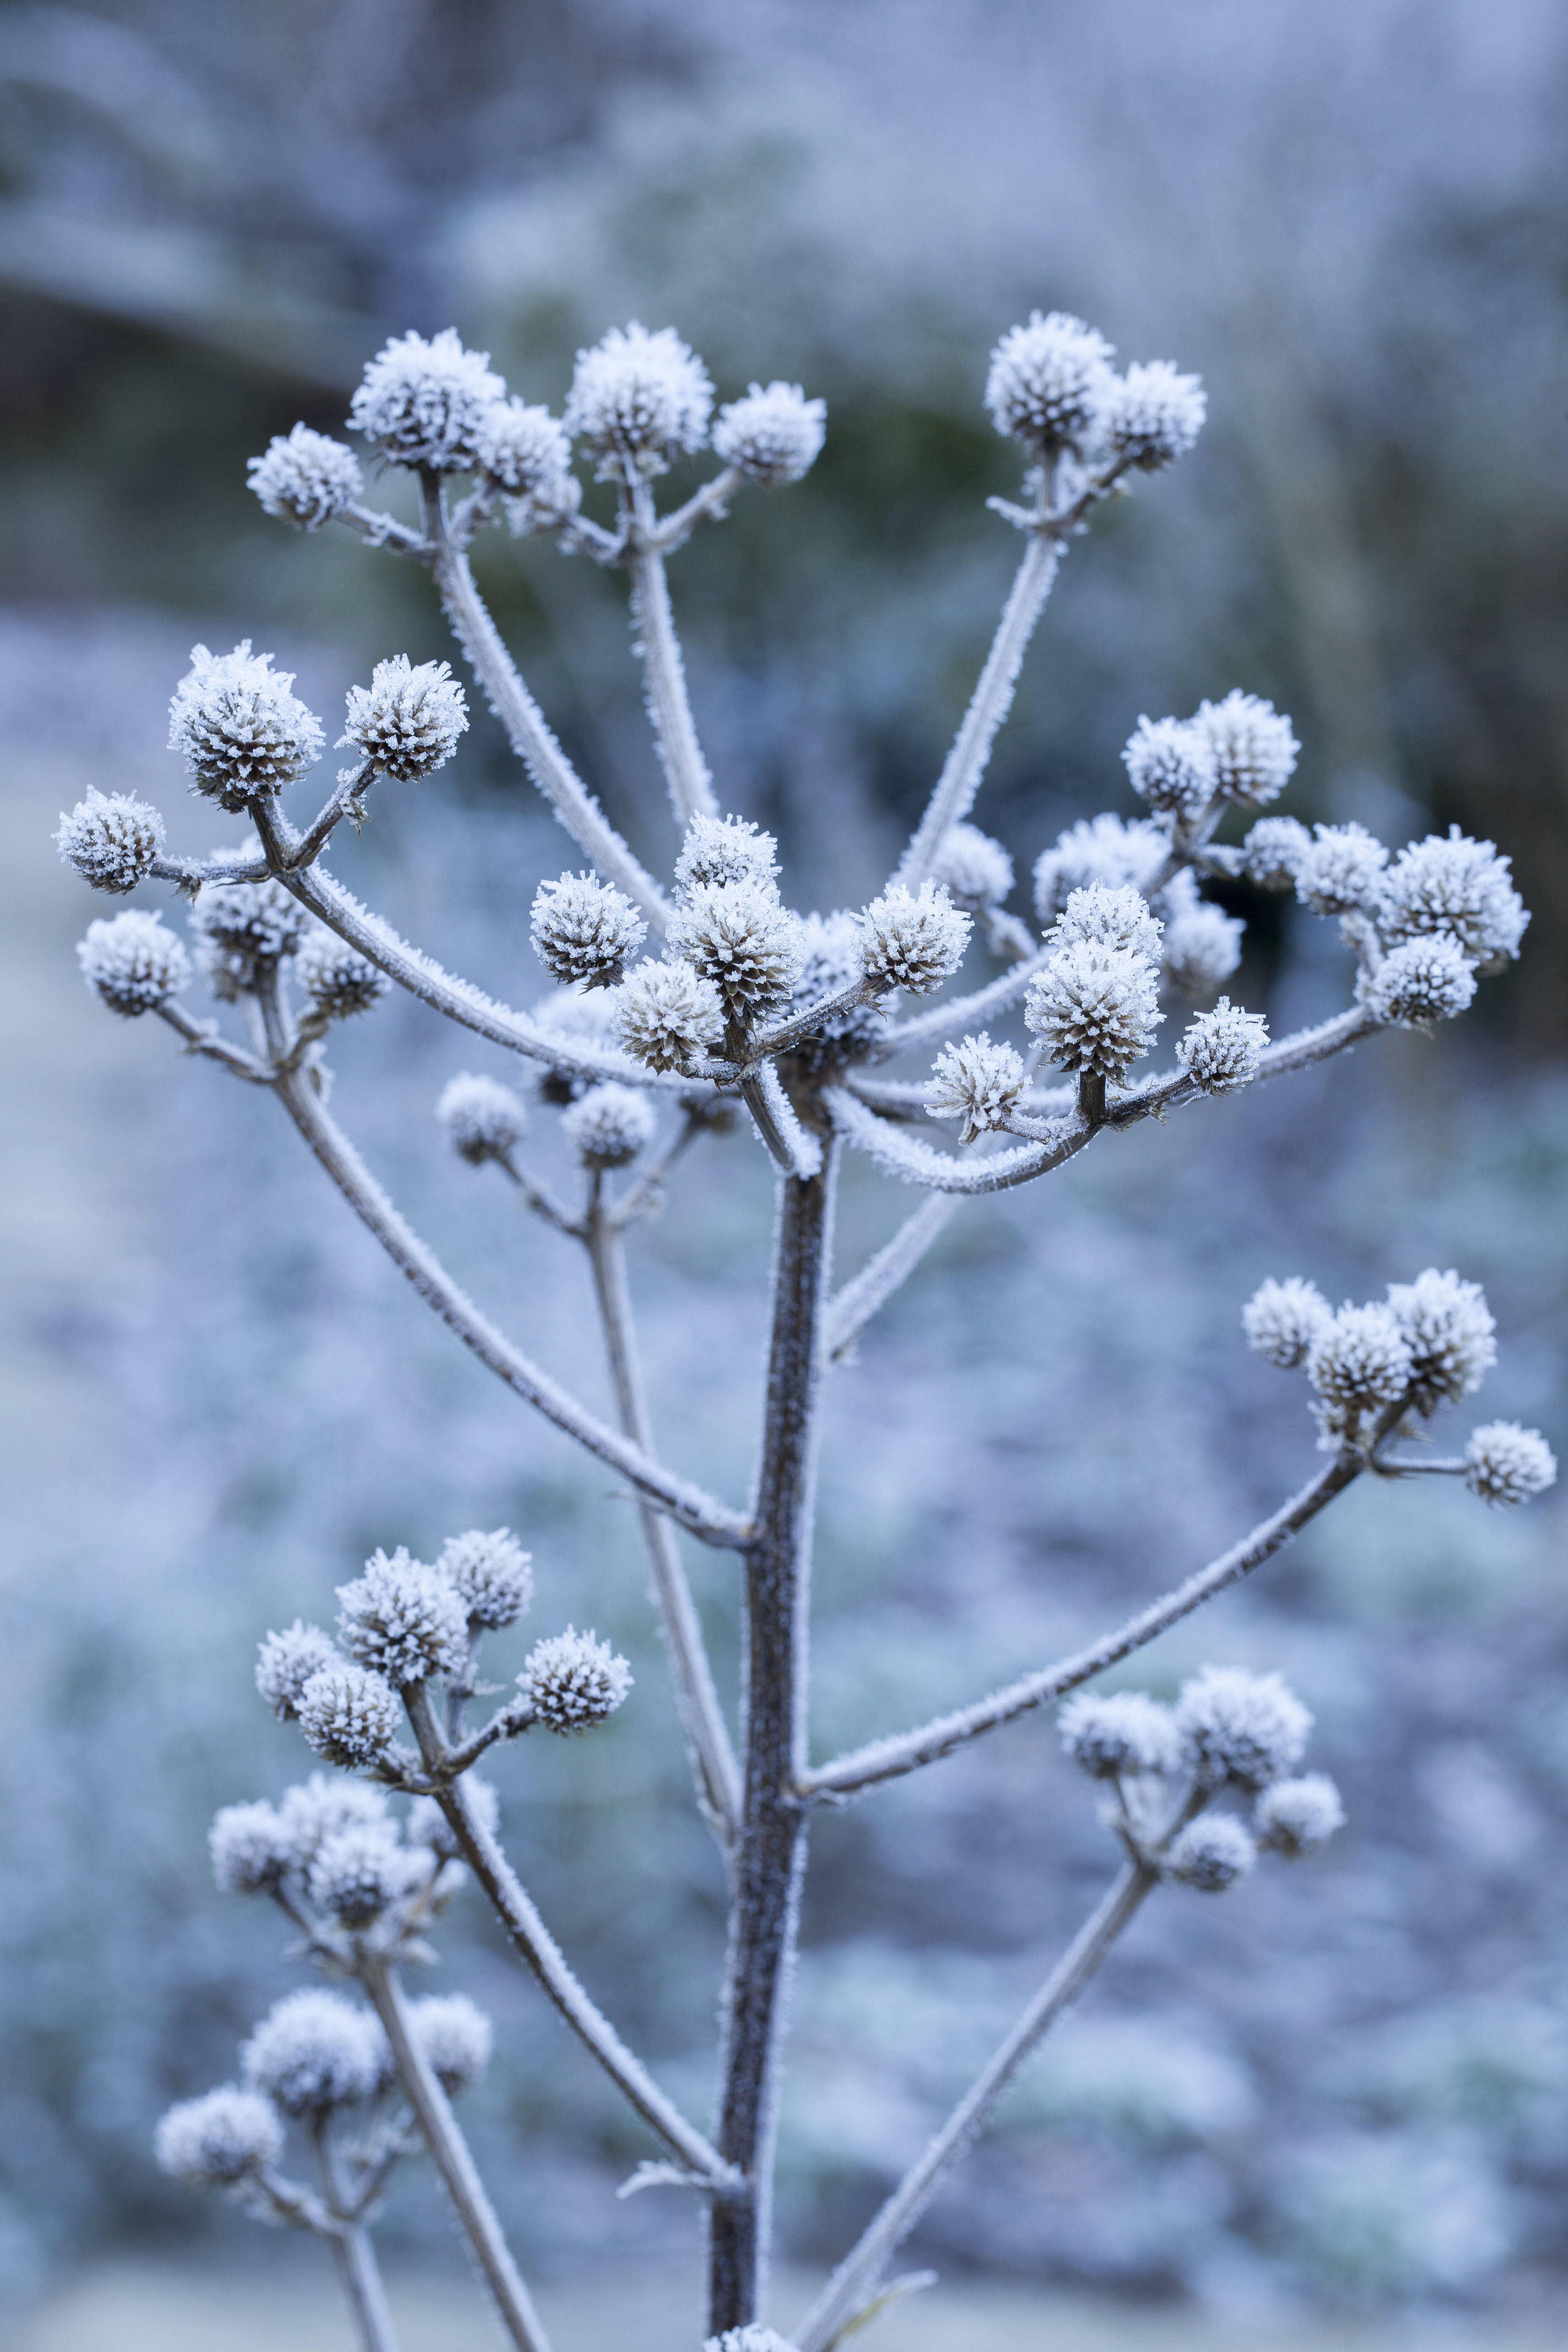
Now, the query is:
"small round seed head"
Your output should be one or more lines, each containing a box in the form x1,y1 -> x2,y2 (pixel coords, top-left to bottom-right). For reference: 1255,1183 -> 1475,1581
1464,1422 -> 1557,1507
1164,1814 -> 1257,1892
189,877 -> 306,999
1104,360 -> 1206,471
341,656 -> 467,782
472,398 -> 575,515
408,1994 -> 493,2095
294,930 -> 388,1021
309,1824 -> 424,1929
861,881 -> 971,997
1176,1665 -> 1312,1791
669,880 -> 804,1020
437,1529 -> 533,1629
1050,881 -> 1163,964
1177,997 -> 1269,1094
985,311 -> 1116,459
532,986 -> 626,1101
156,2087 -> 283,2188
562,1081 -> 657,1169
564,322 -> 713,477
1025,940 -> 1162,1080
1243,1277 -> 1332,1370
519,1627 -> 633,1734
276,1773 -> 390,1866
1255,1773 -> 1345,1859
1058,1691 -> 1183,1780
1240,815 -> 1312,890
674,814 -> 780,896
408,1776 -> 499,1859
1192,691 -> 1299,809
1307,1302 -> 1414,1410
55,789 -> 166,892
1361,934 -> 1477,1030
210,1801 -> 292,1895
616,957 -> 725,1074
349,329 -> 507,471
242,1989 -> 384,2115
1294,822 -> 1388,918
169,643 -> 324,810
712,380 -> 826,484
337,1548 -> 468,1686
437,1071 -> 527,1164
706,2332 -> 800,2352
932,823 -> 1015,911
247,423 -> 363,529
296,1664 -> 401,1769
1375,827 -> 1528,967
531,873 -> 647,988
784,910 -> 885,1072
78,910 -> 190,1015
1161,903 -> 1244,998
1033,813 -> 1166,924
1122,715 -> 1217,821
925,1032 -> 1026,1142
1384,1269 -> 1496,1415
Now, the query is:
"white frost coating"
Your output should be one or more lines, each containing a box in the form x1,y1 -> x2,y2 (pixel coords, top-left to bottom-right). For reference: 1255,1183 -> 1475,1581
565,322 -> 713,476
669,880 -> 803,1019
1306,1302 -> 1413,1409
349,328 -> 507,470
861,882 -> 971,996
1177,998 -> 1269,1093
531,873 -> 647,987
712,382 -> 825,484
1161,902 -> 1244,997
1163,1814 -> 1257,1892
1255,1773 -> 1345,1858
1385,1269 -> 1495,1412
1464,1421 -> 1557,1507
1243,1277 -> 1332,1369
55,788 -> 165,892
169,642 -> 324,810
616,957 -> 726,1073
675,814 -> 780,895
826,1083 -> 1086,1194
242,1989 -> 385,2114
247,423 -> 363,528
1121,714 -> 1215,820
438,1071 -> 528,1162
562,1082 -> 658,1169
156,2087 -> 283,2186
933,822 -> 1015,910
925,1033 -> 1026,1141
1192,691 -> 1299,808
1175,1666 -> 1311,1790
437,1528 -> 533,1628
985,310 -> 1115,457
1033,813 -> 1167,923
409,1994 -> 493,2094
336,1547 -> 469,1686
1240,815 -> 1312,889
1058,1691 -> 1182,1779
340,656 -> 469,781
1294,822 -> 1388,917
1104,361 -> 1206,471
519,1628 -> 634,1733
296,1662 -> 401,1768
1050,881 -> 1163,964
1026,940 -> 1161,1078
1361,934 -> 1476,1028
1376,827 -> 1528,966
78,910 -> 190,1014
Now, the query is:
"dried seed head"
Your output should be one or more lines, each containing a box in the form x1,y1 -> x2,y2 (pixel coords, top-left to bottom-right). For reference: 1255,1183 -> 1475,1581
1306,1302 -> 1413,1410
169,643 -> 324,810
295,930 -> 389,1021
1177,997 -> 1269,1094
669,879 -> 804,1020
1360,934 -> 1477,1030
1176,1665 -> 1312,1790
564,322 -> 713,477
783,910 -> 884,1072
78,910 -> 190,1016
408,1994 -> 493,2095
1033,813 -> 1166,925
1058,1691 -> 1183,1780
616,957 -> 725,1074
210,1801 -> 292,1896
55,789 -> 166,892
340,656 -> 467,781
337,1548 -> 468,1686
1464,1421 -> 1557,1507
860,881 -> 971,997
242,1989 -> 385,2115
189,877 -> 306,998
712,382 -> 826,484
296,1663 -> 401,1769
437,1528 -> 533,1629
276,1774 -> 389,1866
925,1032 -> 1026,1142
1025,940 -> 1161,1080
519,1627 -> 633,1734
1376,828 -> 1528,968
156,2087 -> 283,2187
562,1081 -> 657,1168
932,822 -> 1015,911
1050,882 -> 1163,965
1161,903 -> 1244,998
674,814 -> 780,896
1384,1269 -> 1495,1415
247,423 -> 363,529
1240,815 -> 1312,890
473,398 -> 575,518
1294,822 -> 1388,918
437,1071 -> 527,1163
1163,1814 -> 1257,1892
309,1825 -> 424,1929
1255,1773 -> 1345,1859
985,311 -> 1115,459
530,873 -> 647,988
349,328 -> 507,471
1243,1277 -> 1332,1370
1192,691 -> 1300,809
1121,715 -> 1216,821
1104,360 -> 1206,471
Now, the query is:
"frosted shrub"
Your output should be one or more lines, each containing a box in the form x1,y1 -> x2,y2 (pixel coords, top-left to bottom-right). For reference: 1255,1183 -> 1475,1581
51,309 -> 1552,2352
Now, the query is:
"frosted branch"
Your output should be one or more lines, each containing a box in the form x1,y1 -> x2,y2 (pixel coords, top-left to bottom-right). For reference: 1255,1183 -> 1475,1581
741,1063 -> 824,1178
626,483 -> 721,827
825,1191 -> 959,1362
824,1084 -> 1092,1194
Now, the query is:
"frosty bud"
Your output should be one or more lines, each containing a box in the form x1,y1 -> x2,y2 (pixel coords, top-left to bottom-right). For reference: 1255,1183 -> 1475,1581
437,1072 -> 527,1164
295,931 -> 390,1021
932,822 -> 1015,911
337,1548 -> 468,1686
1192,691 -> 1299,809
1032,814 -> 1166,925
669,880 -> 804,1021
437,1529 -> 533,1629
860,882 -> 970,997
277,1773 -> 389,1865
1375,827 -> 1527,968
985,311 -> 1116,460
256,1621 -> 343,1718
1175,1665 -> 1312,1791
530,873 -> 647,988
1306,1302 -> 1413,1410
1240,815 -> 1312,890
1025,941 -> 1161,1081
1242,1277 -> 1331,1370
1464,1422 -> 1557,1508
674,814 -> 780,896
309,1825 -> 424,1929
1058,1691 -> 1182,1780
408,1776 -> 499,1859
247,423 -> 363,529
564,322 -> 713,477
712,381 -> 826,484
473,399 -> 579,530
1121,715 -> 1216,821
1050,883 -> 1163,965
1160,903 -> 1243,998
1384,1269 -> 1495,1414
242,1989 -> 384,2115
1104,360 -> 1206,471
340,656 -> 467,782
1255,1773 -> 1345,1859
616,957 -> 725,1074
786,911 -> 888,1071
518,1628 -> 633,1734
1294,822 -> 1388,918
296,1664 -> 401,1769
169,642 -> 324,810
408,1993 -> 493,2094
925,1033 -> 1026,1142
1163,1814 -> 1257,1893
55,788 -> 165,893
78,911 -> 190,1016
1177,998 -> 1269,1094
156,2087 -> 283,2188
562,1081 -> 658,1169
210,1800 -> 292,1894
1360,935 -> 1476,1030
349,328 -> 507,471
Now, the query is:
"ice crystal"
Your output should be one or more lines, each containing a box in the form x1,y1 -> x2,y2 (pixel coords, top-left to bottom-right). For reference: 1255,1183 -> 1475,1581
1177,997 -> 1269,1094
712,381 -> 826,484
1362,934 -> 1476,1029
1058,1691 -> 1182,1780
437,1071 -> 527,1163
669,879 -> 803,1020
674,814 -> 780,895
932,822 -> 1015,911
1176,1666 -> 1312,1791
78,910 -> 190,1015
341,656 -> 467,782
437,1528 -> 533,1629
337,1548 -> 467,1686
1121,714 -> 1216,821
562,1081 -> 657,1168
296,1663 -> 401,1769
1384,1269 -> 1495,1414
242,1989 -> 384,2115
1255,1774 -> 1345,1859
169,643 -> 324,810
247,423 -> 363,530
294,929 -> 390,1021
1376,827 -> 1528,968
531,873 -> 647,988
1104,361 -> 1207,471
55,788 -> 165,892
1025,941 -> 1161,1080
985,311 -> 1115,459
564,322 -> 713,477
1294,822 -> 1388,918
616,957 -> 725,1073
1243,1277 -> 1332,1370
925,1033 -> 1026,1142
1464,1422 -> 1557,1507
1193,691 -> 1299,809
1164,1814 -> 1258,1892
156,2087 -> 282,2187
1307,1303 -> 1413,1410
519,1628 -> 633,1734
409,1994 -> 493,2094
349,328 -> 507,471
860,881 -> 971,996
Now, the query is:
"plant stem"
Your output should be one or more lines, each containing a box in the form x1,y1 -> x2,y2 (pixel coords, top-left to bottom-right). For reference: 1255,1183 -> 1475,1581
328,2228 -> 402,2352
627,481 -> 720,827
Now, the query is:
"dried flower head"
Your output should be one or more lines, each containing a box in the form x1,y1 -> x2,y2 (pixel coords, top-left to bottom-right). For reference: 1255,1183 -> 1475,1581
1121,715 -> 1216,821
1294,822 -> 1388,918
1025,941 -> 1161,1080
669,880 -> 803,1021
1104,361 -> 1206,470
565,322 -> 713,477
437,1071 -> 527,1164
1240,815 -> 1312,890
932,823 -> 1015,911
1306,1302 -> 1414,1411
562,1081 -> 658,1169
1193,691 -> 1300,809
276,1774 -> 389,1865
189,877 -> 306,998
1164,1814 -> 1258,1892
986,311 -> 1115,459
1033,813 -> 1166,924
247,423 -> 363,529
296,1663 -> 401,1769
78,910 -> 190,1015
860,881 -> 971,997
1058,1691 -> 1182,1780
169,643 -> 324,810
616,957 -> 725,1074
925,1033 -> 1026,1142
55,789 -> 166,893
294,929 -> 390,1021
409,1994 -> 493,2094
242,1989 -> 384,2115
1376,828 -> 1528,968
209,1800 -> 292,1895
1255,1773 -> 1345,1859
1243,1277 -> 1332,1370
1361,934 -> 1477,1030
349,329 -> 507,471
519,1628 -> 633,1734
1464,1422 -> 1557,1507
712,382 -> 826,484
473,398 -> 574,509
1176,1665 -> 1312,1791
337,1548 -> 468,1686
1384,1269 -> 1496,1415
309,1824 -> 424,1929
1050,882 -> 1163,964
341,656 -> 467,782
1161,903 -> 1244,998
783,911 -> 883,1072
674,814 -> 780,896
1177,998 -> 1269,1094
156,2087 -> 283,2187
531,873 -> 647,989
437,1528 -> 533,1629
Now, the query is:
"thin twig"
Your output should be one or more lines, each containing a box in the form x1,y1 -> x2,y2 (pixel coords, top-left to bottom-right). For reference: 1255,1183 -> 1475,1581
626,480 -> 720,827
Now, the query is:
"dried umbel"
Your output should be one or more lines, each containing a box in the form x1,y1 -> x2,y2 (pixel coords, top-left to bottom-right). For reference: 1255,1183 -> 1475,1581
565,321 -> 713,477
1376,827 -> 1527,967
1104,361 -> 1207,471
1163,1814 -> 1257,1893
859,881 -> 970,996
712,382 -> 826,484
294,930 -> 390,1021
1121,714 -> 1216,821
531,873 -> 647,988
437,1072 -> 527,1164
1464,1422 -> 1558,1507
437,1528 -> 533,1629
985,310 -> 1115,459
616,957 -> 725,1073
932,822 -> 1015,911
1192,691 -> 1299,809
925,1032 -> 1026,1141
349,328 -> 507,471
247,423 -> 363,530
519,1628 -> 633,1733
1362,934 -> 1476,1029
340,656 -> 468,781
55,788 -> 165,892
1175,1667 -> 1312,1791
1177,998 -> 1269,1094
242,1990 -> 385,2115
562,1082 -> 657,1169
1058,1691 -> 1182,1780
169,642 -> 324,810
669,880 -> 804,1021
1025,940 -> 1161,1080
156,2088 -> 283,2187
337,1548 -> 468,1686
77,910 -> 190,1015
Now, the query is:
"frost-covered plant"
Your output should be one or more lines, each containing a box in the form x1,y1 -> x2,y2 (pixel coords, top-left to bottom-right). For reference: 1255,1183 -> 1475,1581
57,311 -> 1553,2352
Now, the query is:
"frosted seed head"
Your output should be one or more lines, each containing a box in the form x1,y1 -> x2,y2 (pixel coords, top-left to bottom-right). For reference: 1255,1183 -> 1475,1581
1032,814 -> 1167,925
156,2086 -> 283,2187
189,876 -> 306,999
564,322 -> 713,477
1294,822 -> 1388,918
276,1773 -> 389,1866
783,910 -> 885,1072
210,1801 -> 292,1895
309,1824 -> 424,1929
925,1032 -> 1026,1142
615,957 -> 725,1074
1104,360 -> 1206,471
473,399 -> 577,530
562,1081 -> 657,1169
1361,934 -> 1477,1030
337,1548 -> 468,1686
668,880 -> 803,1020
1193,691 -> 1299,809
1255,1772 -> 1345,1859
1177,997 -> 1269,1094
1243,1277 -> 1332,1370
1163,1813 -> 1257,1892
296,1664 -> 401,1769
242,1989 -> 384,2115
860,881 -> 971,997
340,656 -> 467,782
408,1775 -> 499,1859
985,311 -> 1116,459
78,910 -> 190,1016
1240,815 -> 1313,890
437,1072 -> 527,1164
530,873 -> 647,989
1384,1269 -> 1496,1414
532,986 -> 626,1102
169,642 -> 324,810
674,814 -> 780,896
519,1627 -> 633,1734
1176,1666 -> 1312,1791
55,788 -> 166,893
247,423 -> 363,529
1058,1691 -> 1183,1780
1121,715 -> 1217,821
1160,903 -> 1244,998
1376,827 -> 1528,967
1025,940 -> 1161,1080
408,1993 -> 493,2094
437,1529 -> 533,1629
349,329 -> 507,471
712,381 -> 826,484
933,822 -> 1015,911
295,930 -> 389,1021
1307,1302 -> 1414,1410
1050,881 -> 1163,964
1464,1422 -> 1557,1507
